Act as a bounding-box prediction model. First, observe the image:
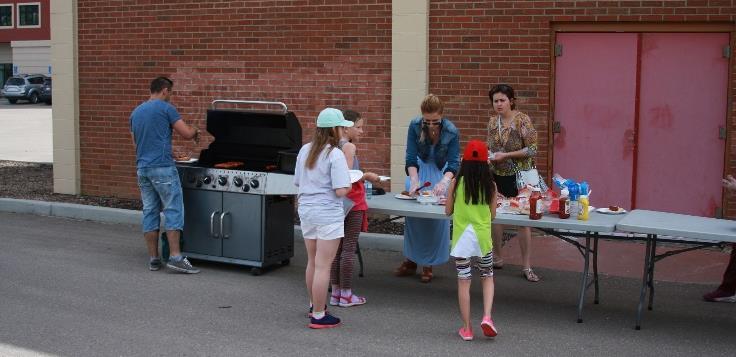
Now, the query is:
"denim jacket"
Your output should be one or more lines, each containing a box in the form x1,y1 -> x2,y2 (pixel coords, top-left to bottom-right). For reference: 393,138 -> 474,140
405,116 -> 460,177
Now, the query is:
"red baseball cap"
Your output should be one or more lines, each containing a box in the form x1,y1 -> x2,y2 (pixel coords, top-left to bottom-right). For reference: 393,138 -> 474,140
462,140 -> 488,162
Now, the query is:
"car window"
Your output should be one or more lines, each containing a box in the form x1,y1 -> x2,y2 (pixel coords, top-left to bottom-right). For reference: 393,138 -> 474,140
6,78 -> 24,86
30,77 -> 44,84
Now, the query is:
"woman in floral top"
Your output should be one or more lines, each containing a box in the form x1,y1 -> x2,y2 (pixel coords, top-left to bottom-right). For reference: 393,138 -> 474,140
486,84 -> 540,282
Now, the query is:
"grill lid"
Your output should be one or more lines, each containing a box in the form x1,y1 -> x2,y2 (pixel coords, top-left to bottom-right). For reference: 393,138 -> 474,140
198,100 -> 302,171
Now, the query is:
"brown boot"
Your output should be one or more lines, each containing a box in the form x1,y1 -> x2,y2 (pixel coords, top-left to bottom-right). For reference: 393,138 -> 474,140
394,260 -> 417,277
420,266 -> 433,283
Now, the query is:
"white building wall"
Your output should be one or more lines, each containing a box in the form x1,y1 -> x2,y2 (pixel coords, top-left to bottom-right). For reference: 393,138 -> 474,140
0,43 -> 11,63
11,40 -> 51,75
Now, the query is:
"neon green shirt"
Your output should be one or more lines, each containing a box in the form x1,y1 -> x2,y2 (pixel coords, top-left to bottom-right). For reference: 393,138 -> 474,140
450,179 -> 493,258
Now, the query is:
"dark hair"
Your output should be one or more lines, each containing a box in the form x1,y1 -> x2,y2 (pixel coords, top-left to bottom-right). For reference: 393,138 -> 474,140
150,76 -> 173,94
454,160 -> 495,205
489,84 -> 516,110
343,109 -> 361,123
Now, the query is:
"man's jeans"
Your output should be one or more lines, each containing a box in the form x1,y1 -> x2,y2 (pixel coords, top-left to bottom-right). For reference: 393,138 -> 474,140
137,166 -> 184,233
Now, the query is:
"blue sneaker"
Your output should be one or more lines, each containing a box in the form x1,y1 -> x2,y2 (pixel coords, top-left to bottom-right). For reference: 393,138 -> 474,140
308,313 -> 341,329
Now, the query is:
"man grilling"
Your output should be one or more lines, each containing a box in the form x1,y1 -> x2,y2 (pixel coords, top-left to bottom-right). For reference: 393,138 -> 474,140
130,76 -> 201,273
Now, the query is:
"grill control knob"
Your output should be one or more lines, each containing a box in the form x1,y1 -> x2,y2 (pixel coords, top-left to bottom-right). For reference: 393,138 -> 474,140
242,184 -> 250,192
233,177 -> 243,187
218,176 -> 228,186
249,179 -> 260,189
202,175 -> 213,185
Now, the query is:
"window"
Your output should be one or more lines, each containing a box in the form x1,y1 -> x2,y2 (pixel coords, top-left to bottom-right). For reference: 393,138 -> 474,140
17,3 -> 40,28
0,4 -> 12,28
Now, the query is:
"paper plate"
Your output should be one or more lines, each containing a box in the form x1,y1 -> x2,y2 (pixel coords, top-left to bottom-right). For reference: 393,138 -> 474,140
175,158 -> 198,164
595,207 -> 627,215
394,193 -> 415,200
378,175 -> 391,182
349,170 -> 364,183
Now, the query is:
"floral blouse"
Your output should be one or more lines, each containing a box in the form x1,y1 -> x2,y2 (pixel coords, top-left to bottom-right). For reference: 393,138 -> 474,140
486,111 -> 538,176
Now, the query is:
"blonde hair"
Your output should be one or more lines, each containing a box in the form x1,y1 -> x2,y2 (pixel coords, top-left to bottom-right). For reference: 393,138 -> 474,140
306,127 -> 341,169
420,94 -> 443,114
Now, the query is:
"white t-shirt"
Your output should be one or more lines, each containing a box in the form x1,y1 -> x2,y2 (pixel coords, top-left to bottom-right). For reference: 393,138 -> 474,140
294,142 -> 351,212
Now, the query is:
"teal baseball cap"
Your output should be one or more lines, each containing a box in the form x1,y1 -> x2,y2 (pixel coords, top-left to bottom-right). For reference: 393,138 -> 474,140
316,108 -> 354,128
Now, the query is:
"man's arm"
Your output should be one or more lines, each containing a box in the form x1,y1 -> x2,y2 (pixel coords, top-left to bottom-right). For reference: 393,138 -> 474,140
172,119 -> 200,142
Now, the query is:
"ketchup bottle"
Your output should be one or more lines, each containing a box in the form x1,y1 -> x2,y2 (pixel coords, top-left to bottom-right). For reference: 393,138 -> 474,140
558,188 -> 570,219
529,187 -> 543,220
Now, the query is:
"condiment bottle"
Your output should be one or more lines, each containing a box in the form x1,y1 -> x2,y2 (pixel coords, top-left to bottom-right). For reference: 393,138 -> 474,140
577,194 -> 589,221
529,187 -> 543,220
558,188 -> 570,219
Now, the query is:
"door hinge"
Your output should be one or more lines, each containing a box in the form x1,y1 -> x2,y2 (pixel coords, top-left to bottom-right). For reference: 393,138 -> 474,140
724,45 -> 732,59
555,44 -> 563,57
720,126 -> 727,140
553,121 -> 562,133
715,207 -> 723,219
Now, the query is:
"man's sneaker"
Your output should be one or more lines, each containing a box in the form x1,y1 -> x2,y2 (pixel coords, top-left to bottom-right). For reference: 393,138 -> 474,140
703,289 -> 736,303
149,258 -> 162,271
458,327 -> 473,341
480,316 -> 498,337
166,257 -> 200,274
308,313 -> 341,329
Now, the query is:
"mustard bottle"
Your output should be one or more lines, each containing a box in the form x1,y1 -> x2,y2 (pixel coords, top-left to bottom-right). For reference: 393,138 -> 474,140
577,195 -> 589,221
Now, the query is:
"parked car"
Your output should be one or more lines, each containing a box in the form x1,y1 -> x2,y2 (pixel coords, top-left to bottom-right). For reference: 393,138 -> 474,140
1,74 -> 49,104
40,78 -> 52,105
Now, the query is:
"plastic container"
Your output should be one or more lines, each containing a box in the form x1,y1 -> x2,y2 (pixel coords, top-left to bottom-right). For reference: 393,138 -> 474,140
552,173 -> 569,189
578,195 -> 589,221
529,187 -> 543,220
365,180 -> 372,200
558,188 -> 570,219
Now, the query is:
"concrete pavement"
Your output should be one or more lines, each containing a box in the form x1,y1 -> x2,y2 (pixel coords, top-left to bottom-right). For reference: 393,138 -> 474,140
0,210 -> 735,356
0,101 -> 52,163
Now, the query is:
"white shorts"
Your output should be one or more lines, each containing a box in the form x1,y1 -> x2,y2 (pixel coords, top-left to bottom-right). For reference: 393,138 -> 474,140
301,220 -> 344,240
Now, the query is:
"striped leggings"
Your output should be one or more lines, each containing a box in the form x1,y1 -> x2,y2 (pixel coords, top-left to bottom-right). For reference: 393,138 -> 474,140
455,251 -> 494,280
330,210 -> 364,289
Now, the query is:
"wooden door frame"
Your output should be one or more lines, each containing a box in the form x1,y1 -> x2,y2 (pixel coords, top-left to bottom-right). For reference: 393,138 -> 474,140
548,22 -> 735,215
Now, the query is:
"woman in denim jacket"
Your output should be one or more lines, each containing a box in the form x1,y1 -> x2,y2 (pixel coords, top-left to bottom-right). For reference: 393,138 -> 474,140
394,94 -> 460,283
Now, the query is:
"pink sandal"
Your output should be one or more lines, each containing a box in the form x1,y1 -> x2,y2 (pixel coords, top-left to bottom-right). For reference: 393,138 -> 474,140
339,293 -> 367,307
329,293 -> 341,306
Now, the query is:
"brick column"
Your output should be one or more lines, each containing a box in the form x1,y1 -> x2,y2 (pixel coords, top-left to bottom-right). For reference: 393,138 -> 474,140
50,0 -> 80,194
390,0 -> 429,192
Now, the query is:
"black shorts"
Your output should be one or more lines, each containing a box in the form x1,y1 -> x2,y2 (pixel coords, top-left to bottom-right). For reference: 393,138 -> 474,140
494,174 -> 518,198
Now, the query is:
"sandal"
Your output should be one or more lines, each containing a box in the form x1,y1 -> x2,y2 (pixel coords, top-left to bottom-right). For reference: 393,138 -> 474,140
329,293 -> 341,306
522,268 -> 540,282
420,266 -> 433,283
394,260 -> 417,277
339,293 -> 367,307
493,257 -> 504,269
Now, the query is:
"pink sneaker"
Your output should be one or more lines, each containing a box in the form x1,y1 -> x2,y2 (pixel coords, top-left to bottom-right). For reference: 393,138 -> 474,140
458,327 -> 473,341
480,316 -> 498,337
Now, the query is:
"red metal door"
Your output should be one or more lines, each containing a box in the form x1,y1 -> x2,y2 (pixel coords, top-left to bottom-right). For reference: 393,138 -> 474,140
553,33 -> 639,209
635,33 -> 729,216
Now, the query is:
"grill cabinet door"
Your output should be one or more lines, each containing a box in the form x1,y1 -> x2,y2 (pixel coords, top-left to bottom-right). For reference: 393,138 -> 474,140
222,193 -> 263,262
182,189 -> 223,256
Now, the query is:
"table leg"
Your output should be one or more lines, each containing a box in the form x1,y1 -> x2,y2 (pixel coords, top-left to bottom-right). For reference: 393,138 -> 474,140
593,233 -> 600,304
635,234 -> 653,330
576,235 -> 592,323
647,236 -> 657,311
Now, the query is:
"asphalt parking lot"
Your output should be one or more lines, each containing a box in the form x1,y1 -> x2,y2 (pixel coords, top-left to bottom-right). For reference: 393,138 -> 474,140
0,211 -> 734,357
0,98 -> 52,162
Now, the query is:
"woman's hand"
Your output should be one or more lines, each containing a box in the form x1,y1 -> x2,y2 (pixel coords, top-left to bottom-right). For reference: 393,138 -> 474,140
433,176 -> 451,197
363,172 -> 380,184
491,151 -> 508,163
723,175 -> 736,192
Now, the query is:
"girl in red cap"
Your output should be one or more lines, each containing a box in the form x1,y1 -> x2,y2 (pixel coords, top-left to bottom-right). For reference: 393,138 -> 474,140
445,140 -> 499,341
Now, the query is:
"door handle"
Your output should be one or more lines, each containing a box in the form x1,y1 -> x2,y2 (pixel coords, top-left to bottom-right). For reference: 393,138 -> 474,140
210,211 -> 220,238
220,211 -> 231,239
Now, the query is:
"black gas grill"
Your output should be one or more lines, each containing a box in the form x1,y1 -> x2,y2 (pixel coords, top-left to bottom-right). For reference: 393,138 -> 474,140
176,100 -> 302,275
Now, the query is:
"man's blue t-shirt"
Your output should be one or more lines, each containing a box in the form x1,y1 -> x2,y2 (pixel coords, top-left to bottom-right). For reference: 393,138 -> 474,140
129,99 -> 181,169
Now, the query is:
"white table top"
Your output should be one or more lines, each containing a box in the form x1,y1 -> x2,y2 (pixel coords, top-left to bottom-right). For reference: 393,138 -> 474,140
367,194 -> 624,233
616,209 -> 736,243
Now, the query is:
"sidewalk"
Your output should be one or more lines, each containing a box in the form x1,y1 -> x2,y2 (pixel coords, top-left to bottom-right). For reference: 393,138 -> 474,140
0,197 -> 729,285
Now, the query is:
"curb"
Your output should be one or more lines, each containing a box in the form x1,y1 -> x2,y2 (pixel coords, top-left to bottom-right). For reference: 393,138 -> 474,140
0,197 -> 404,252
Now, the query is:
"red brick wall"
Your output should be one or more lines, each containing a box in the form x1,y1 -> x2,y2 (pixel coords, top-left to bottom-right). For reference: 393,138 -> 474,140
77,0 -> 392,198
428,0 -> 736,216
